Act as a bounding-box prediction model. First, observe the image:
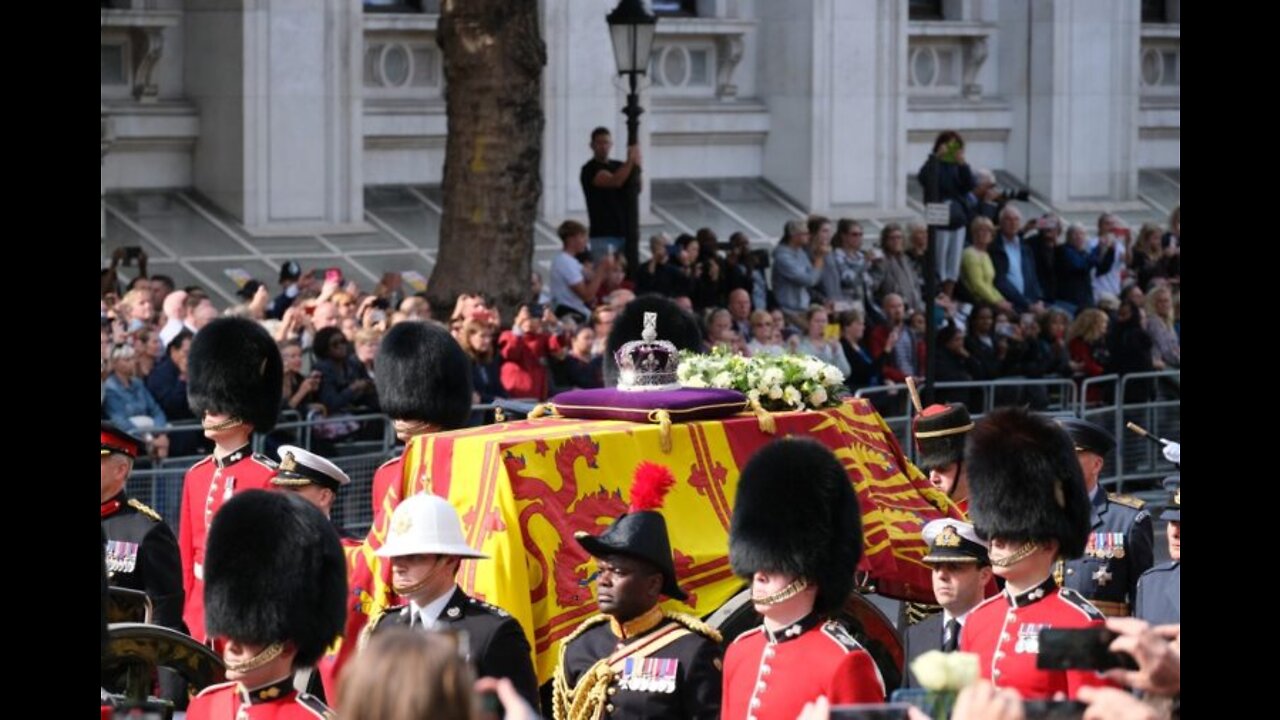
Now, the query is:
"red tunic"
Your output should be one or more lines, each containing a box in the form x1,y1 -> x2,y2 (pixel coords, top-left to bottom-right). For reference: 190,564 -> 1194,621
187,677 -> 332,719
959,575 -> 1118,700
723,614 -> 885,720
178,446 -> 278,642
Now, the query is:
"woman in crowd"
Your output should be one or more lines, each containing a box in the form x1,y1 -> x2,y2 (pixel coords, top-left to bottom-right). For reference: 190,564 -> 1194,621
1144,285 -> 1179,370
960,216 -> 1014,314
116,288 -> 156,332
132,328 -> 162,381
875,223 -> 924,312
102,344 -> 170,458
746,310 -> 785,357
963,304 -> 1003,380
1068,308 -> 1110,404
918,130 -> 975,286
1128,223 -> 1168,291
312,326 -> 379,415
280,339 -> 321,413
792,304 -> 851,377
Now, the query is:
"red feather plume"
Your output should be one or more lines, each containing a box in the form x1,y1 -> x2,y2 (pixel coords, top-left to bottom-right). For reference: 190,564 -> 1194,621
630,461 -> 676,512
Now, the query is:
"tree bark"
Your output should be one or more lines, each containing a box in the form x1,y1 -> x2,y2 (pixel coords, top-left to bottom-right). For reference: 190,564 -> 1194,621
430,0 -> 546,322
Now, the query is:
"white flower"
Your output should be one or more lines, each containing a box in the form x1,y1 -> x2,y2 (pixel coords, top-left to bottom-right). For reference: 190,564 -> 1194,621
944,652 -> 979,690
910,651 -> 950,691
783,385 -> 802,407
768,385 -> 783,400
762,367 -> 784,386
822,366 -> 844,386
809,386 -> 828,406
747,388 -> 761,402
684,376 -> 708,388
711,371 -> 734,389
802,359 -> 823,380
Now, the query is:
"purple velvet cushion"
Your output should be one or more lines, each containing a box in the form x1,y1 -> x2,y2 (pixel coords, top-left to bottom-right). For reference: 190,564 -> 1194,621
550,387 -> 748,423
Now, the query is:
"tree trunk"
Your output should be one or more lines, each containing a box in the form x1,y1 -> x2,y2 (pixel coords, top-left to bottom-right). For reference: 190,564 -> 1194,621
430,0 -> 546,322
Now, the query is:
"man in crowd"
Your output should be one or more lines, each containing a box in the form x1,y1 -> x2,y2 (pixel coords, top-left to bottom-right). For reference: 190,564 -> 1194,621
580,126 -> 640,261
991,205 -> 1045,314
1057,418 -> 1154,618
771,220 -> 825,330
551,219 -> 613,324
554,462 -> 722,720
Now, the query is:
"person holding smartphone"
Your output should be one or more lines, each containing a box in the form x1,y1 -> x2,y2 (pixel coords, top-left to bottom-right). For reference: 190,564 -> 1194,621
959,408 -> 1119,701
918,131 -> 975,287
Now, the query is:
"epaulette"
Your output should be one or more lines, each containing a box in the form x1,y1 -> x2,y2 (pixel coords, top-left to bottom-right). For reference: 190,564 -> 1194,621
252,453 -> 279,469
358,604 -> 408,651
468,596 -> 511,618
663,610 -> 723,644
820,620 -> 865,652
127,498 -> 163,523
562,614 -> 612,646
1107,493 -> 1146,510
1057,587 -> 1106,621
296,692 -> 336,719
904,602 -> 941,627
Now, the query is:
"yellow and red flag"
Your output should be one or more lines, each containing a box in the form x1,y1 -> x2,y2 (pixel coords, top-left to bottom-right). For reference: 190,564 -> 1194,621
336,399 -> 961,685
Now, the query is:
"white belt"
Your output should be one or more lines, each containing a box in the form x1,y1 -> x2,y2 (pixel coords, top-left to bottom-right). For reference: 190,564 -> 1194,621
194,562 -> 204,581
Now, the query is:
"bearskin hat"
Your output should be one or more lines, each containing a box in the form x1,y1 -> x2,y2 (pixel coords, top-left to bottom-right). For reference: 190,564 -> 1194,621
966,407 -> 1091,559
203,490 -> 346,667
913,403 -> 973,471
186,317 -> 284,433
729,438 -> 862,615
374,321 -> 473,429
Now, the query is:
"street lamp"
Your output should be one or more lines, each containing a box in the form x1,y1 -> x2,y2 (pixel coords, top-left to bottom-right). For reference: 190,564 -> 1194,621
606,0 -> 657,282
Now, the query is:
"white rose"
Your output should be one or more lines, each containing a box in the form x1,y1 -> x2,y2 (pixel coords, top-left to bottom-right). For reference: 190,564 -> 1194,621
822,366 -> 844,385
809,387 -> 828,406
783,385 -> 802,407
768,385 -> 783,400
684,376 -> 708,388
712,371 -> 734,389
763,367 -> 784,386
943,652 -> 980,690
910,650 -> 950,691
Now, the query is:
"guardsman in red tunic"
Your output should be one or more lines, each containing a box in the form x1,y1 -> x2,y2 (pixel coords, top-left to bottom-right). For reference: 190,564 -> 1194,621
271,445 -> 359,548
913,402 -> 974,518
179,317 -> 283,643
722,439 -> 885,720
187,490 -> 345,720
319,321 -> 476,703
959,407 -> 1118,701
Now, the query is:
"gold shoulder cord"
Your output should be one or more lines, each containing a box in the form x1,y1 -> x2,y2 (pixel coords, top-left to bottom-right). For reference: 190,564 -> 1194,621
551,615 -> 612,720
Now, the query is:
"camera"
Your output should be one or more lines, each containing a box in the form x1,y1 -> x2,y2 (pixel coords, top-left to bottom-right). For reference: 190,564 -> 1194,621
994,185 -> 1031,202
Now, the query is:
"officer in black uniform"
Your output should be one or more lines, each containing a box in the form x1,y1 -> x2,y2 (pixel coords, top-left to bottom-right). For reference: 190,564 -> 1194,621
1135,476 -> 1180,625
903,519 -> 992,687
365,492 -> 541,710
100,422 -> 185,633
270,445 -> 358,546
552,462 -> 722,720
1057,418 -> 1154,617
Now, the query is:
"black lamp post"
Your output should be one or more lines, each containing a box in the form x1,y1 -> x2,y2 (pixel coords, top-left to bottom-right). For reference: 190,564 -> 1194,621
606,0 -> 657,282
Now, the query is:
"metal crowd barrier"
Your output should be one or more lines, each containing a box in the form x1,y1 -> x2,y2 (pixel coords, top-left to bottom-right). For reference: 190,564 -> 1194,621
854,371 -> 1179,491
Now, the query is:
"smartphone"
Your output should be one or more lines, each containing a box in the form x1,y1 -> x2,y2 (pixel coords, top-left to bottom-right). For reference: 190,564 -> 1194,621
830,703 -> 913,720
121,245 -> 143,267
1036,627 -> 1138,671
823,323 -> 841,342
477,690 -> 505,720
1023,700 -> 1088,720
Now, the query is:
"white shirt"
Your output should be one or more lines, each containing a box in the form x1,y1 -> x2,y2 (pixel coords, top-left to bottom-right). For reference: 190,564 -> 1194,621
409,587 -> 455,629
550,251 -> 590,318
158,318 -> 186,349
942,609 -> 973,646
1086,235 -> 1125,299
